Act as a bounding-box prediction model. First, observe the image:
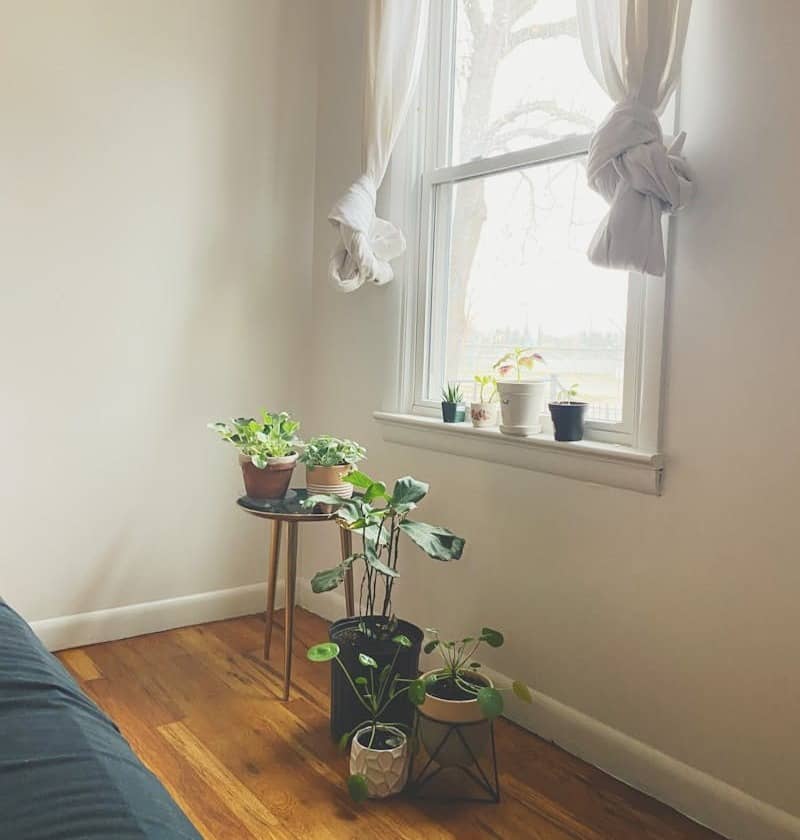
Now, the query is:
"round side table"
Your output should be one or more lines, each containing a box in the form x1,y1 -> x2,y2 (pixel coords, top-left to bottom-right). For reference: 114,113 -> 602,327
237,490 -> 355,700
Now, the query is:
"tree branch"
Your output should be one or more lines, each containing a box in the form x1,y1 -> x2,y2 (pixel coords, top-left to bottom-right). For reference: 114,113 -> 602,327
507,17 -> 578,52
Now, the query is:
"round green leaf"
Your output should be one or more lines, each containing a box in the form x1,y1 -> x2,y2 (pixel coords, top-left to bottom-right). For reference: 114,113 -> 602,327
392,634 -> 412,648
354,676 -> 368,686
307,642 -> 339,662
407,678 -> 427,706
358,653 -> 378,669
477,686 -> 504,720
512,680 -> 533,703
347,773 -> 369,803
423,639 -> 439,655
480,627 -> 504,648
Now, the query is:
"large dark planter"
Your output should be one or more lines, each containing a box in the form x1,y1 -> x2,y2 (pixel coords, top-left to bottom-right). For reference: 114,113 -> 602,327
441,402 -> 466,423
548,402 -> 588,442
329,615 -> 423,741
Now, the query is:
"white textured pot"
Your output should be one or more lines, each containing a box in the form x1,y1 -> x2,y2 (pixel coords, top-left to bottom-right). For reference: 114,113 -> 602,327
349,725 -> 409,798
497,379 -> 548,436
469,402 -> 498,428
417,670 -> 493,767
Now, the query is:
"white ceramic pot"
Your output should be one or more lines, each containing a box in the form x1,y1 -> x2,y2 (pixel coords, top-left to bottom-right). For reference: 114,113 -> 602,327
469,402 -> 498,428
497,379 -> 548,436
349,725 -> 409,798
417,670 -> 494,767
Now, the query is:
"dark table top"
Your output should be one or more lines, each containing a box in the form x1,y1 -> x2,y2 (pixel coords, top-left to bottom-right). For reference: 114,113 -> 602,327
236,489 -> 338,521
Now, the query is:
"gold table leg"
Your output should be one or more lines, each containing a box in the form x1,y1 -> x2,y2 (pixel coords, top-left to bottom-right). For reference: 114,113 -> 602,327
263,520 -> 282,660
282,521 -> 299,701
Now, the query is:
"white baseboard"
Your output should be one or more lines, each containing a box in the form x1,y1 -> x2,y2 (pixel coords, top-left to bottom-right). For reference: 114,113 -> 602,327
31,582 -> 283,652
295,580 -> 800,840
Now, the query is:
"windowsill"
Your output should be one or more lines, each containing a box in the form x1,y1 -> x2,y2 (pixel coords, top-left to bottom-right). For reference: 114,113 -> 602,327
373,412 -> 663,495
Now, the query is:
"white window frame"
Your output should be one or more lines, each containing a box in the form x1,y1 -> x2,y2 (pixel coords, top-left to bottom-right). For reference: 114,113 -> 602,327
388,0 -> 670,454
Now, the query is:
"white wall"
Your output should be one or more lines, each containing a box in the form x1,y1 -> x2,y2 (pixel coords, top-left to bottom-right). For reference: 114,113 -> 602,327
0,0 -> 317,620
304,0 -> 800,830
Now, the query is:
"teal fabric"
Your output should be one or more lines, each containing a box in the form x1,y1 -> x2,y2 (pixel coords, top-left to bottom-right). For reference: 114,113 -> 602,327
0,601 -> 200,839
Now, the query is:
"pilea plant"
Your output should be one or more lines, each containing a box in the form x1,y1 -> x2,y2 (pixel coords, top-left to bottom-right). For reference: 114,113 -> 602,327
493,348 -> 545,381
420,627 -> 533,719
473,374 -> 498,403
298,435 -> 366,468
307,636 -> 425,802
208,411 -> 301,467
303,471 -> 465,636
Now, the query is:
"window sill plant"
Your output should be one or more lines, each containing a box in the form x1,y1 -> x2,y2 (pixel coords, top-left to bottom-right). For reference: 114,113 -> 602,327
470,374 -> 498,428
307,636 -> 425,800
549,384 -> 588,442
412,627 -> 532,767
493,348 -> 547,437
441,382 -> 466,423
208,411 -> 301,499
299,435 -> 366,510
303,471 -> 465,740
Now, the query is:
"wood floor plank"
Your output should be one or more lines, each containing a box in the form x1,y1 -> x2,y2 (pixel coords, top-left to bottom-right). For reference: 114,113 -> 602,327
64,609 -> 724,840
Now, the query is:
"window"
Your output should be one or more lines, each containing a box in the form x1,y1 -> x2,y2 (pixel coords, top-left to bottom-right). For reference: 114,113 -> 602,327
398,0 -> 670,450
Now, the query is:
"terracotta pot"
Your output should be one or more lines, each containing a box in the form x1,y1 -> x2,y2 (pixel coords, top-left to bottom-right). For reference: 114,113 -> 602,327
417,669 -> 494,767
349,725 -> 409,798
305,464 -> 355,498
239,453 -> 297,499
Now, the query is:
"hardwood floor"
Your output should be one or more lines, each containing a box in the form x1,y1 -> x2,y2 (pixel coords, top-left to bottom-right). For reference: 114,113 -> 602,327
58,610 -> 723,840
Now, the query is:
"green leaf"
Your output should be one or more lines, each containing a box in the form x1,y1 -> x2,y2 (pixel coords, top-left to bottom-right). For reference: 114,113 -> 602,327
251,454 -> 267,469
338,731 -> 351,752
477,686 -> 504,720
303,493 -> 349,509
347,774 -> 369,803
364,543 -> 399,578
392,634 -> 412,648
512,680 -> 533,703
364,481 -> 388,502
407,678 -> 427,706
310,563 -> 348,593
354,676 -> 368,686
391,476 -> 429,507
480,627 -> 504,648
344,470 -> 375,490
423,639 -> 440,655
398,519 -> 465,561
358,653 -> 378,669
307,642 -> 339,662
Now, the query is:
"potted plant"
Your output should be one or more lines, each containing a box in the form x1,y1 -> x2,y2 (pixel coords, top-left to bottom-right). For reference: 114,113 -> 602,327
493,348 -> 548,437
208,411 -> 301,500
303,471 -> 465,740
306,636 -> 425,800
411,627 -> 532,767
299,436 -> 366,507
549,384 -> 589,442
470,374 -> 498,428
440,382 -> 466,423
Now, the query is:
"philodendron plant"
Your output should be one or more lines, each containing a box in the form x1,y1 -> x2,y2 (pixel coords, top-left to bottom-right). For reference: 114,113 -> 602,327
208,411 -> 301,467
302,472 -> 465,635
307,636 -> 425,801
298,435 -> 366,468
419,627 -> 533,719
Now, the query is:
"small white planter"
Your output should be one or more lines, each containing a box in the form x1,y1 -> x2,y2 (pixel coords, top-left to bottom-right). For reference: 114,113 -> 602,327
469,402 -> 498,428
349,725 -> 409,798
497,379 -> 548,436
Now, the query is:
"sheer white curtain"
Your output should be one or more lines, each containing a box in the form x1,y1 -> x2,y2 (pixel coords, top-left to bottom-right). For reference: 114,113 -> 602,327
577,0 -> 693,276
328,0 -> 429,293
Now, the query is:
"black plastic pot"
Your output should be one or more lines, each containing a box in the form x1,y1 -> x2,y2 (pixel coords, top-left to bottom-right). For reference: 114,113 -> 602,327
328,615 -> 423,741
441,402 -> 466,423
548,401 -> 588,442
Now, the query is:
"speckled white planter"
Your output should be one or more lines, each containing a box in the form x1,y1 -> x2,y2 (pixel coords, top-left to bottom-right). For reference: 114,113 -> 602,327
470,402 -> 498,428
349,725 -> 409,798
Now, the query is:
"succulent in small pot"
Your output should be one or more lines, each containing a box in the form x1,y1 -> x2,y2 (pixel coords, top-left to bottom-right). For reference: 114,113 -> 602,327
208,411 -> 301,499
441,382 -> 466,423
493,348 -> 548,437
307,636 -> 424,800
548,384 -> 588,442
411,627 -> 532,767
470,374 -> 498,428
299,435 -> 366,511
